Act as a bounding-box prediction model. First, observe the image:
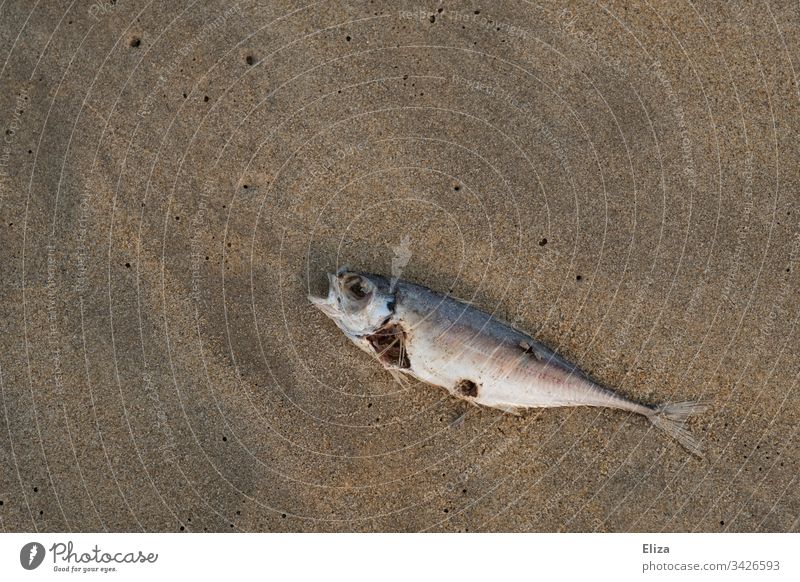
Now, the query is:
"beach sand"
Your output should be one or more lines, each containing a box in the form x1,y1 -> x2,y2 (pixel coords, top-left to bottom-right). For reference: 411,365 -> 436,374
0,1 -> 797,532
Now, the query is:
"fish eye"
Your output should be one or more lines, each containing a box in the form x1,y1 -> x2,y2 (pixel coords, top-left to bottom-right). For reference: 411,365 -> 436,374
342,275 -> 369,299
349,279 -> 366,299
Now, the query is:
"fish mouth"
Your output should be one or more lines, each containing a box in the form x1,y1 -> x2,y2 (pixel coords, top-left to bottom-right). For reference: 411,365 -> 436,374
308,293 -> 338,317
307,294 -> 327,306
308,273 -> 340,316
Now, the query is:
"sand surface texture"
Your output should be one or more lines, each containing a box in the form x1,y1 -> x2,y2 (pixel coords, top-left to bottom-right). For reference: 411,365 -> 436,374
1,1 -> 798,531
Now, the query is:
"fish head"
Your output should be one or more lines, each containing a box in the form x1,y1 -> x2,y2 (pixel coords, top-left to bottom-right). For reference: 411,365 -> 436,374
308,268 -> 395,336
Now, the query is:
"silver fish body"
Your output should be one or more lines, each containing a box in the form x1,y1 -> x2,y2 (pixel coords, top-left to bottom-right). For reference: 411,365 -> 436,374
310,269 -> 708,455
391,281 -> 652,414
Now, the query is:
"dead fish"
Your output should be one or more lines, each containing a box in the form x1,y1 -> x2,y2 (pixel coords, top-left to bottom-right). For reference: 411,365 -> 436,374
309,268 -> 709,456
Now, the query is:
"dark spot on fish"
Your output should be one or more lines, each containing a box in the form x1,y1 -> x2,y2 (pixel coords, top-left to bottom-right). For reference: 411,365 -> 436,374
342,274 -> 369,299
539,237 -> 547,246
366,322 -> 410,368
456,379 -> 478,397
349,279 -> 367,298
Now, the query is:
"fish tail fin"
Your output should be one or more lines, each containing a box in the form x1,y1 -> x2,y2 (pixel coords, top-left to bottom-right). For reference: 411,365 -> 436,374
647,400 -> 710,457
